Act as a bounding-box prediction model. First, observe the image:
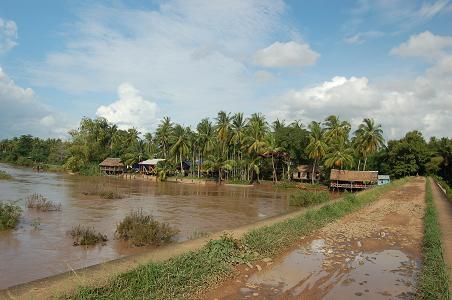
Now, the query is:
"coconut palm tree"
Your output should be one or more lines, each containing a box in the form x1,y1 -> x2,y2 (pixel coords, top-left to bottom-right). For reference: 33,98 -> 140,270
203,154 -> 235,182
323,115 -> 351,143
170,125 -> 190,175
155,117 -> 173,158
263,134 -> 284,183
306,121 -> 328,184
231,113 -> 247,178
245,113 -> 268,156
196,118 -> 215,177
354,118 -> 385,170
324,138 -> 354,169
215,111 -> 232,157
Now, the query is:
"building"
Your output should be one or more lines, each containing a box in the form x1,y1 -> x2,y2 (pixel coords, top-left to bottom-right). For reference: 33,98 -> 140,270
138,159 -> 165,175
292,165 -> 320,182
329,169 -> 378,190
99,158 -> 125,175
378,175 -> 390,185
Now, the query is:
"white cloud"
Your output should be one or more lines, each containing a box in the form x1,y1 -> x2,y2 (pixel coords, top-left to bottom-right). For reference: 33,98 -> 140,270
96,83 -> 158,133
253,41 -> 319,68
0,67 -> 67,138
0,18 -> 18,53
390,31 -> 452,60
344,31 -> 384,44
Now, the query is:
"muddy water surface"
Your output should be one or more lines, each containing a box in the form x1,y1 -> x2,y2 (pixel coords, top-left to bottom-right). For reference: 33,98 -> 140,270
0,164 -> 293,289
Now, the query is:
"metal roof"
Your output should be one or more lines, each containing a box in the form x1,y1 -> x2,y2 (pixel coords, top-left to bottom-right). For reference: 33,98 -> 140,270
138,159 -> 165,165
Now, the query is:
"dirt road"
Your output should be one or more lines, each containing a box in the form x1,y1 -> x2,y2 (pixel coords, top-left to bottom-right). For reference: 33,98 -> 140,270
430,178 -> 452,295
203,177 -> 426,299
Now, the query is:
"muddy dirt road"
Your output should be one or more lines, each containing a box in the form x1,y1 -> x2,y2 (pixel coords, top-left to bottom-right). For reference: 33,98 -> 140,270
203,177 -> 426,299
430,178 -> 452,295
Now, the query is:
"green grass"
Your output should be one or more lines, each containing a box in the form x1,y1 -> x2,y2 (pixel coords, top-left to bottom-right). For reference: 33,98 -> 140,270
289,190 -> 330,207
416,179 -> 450,300
0,201 -> 21,230
26,193 -> 62,211
434,175 -> 452,202
67,178 -> 409,300
0,170 -> 13,180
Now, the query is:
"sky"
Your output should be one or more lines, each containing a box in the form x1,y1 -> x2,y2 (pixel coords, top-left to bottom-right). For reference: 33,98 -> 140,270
0,0 -> 451,140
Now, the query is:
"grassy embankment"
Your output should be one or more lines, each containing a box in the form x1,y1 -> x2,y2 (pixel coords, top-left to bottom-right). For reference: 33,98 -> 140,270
434,175 -> 452,201
66,177 -> 409,300
416,179 -> 450,299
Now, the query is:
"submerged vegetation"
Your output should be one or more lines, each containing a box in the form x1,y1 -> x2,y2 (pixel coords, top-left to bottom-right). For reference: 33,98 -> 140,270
26,193 -> 62,211
116,210 -> 179,247
416,179 -> 450,299
289,190 -> 331,207
0,170 -> 12,180
82,184 -> 122,199
0,201 -> 21,230
69,225 -> 108,246
68,178 -> 408,299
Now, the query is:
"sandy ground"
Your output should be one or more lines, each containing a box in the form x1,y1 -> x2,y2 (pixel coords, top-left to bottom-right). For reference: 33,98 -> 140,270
203,177 -> 426,299
430,178 -> 452,295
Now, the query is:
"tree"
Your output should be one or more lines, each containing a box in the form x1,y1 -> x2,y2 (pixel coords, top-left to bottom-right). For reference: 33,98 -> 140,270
324,138 -> 354,170
155,117 -> 173,158
323,115 -> 351,143
170,125 -> 190,175
354,118 -> 385,170
306,122 -> 327,183
263,134 -> 284,183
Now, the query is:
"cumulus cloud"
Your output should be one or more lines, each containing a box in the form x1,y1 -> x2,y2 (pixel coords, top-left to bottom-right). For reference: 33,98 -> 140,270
0,18 -> 18,53
253,41 -> 319,68
0,67 -> 67,138
271,32 -> 452,139
96,83 -> 158,133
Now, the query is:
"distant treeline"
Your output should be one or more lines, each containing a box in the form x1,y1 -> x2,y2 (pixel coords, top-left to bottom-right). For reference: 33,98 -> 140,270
0,113 -> 450,184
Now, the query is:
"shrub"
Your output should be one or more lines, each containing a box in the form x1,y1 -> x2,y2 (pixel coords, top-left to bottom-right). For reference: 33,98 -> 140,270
116,210 -> 179,247
69,225 -> 108,246
82,184 -> 122,199
0,201 -> 22,230
0,170 -> 12,180
26,193 -> 62,211
289,190 -> 331,207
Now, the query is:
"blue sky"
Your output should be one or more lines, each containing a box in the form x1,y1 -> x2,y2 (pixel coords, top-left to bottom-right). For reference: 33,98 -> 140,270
0,0 -> 451,139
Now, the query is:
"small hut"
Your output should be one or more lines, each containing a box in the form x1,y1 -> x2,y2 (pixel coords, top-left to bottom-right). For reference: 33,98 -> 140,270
138,159 -> 165,175
378,175 -> 390,185
329,169 -> 378,190
292,165 -> 320,182
99,158 -> 125,175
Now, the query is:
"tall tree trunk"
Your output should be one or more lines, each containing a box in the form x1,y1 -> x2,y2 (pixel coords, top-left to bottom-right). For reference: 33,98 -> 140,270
363,157 -> 368,171
311,161 -> 316,184
357,159 -> 361,171
180,152 -> 183,176
272,155 -> 277,183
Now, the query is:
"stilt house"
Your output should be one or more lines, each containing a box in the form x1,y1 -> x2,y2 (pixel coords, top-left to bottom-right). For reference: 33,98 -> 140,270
329,169 -> 378,190
99,158 -> 125,175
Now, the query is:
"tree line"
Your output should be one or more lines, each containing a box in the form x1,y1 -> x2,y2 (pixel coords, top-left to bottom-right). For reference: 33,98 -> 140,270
0,112 -> 450,184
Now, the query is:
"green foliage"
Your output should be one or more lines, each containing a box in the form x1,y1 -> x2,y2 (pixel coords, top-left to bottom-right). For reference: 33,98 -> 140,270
69,225 -> 108,246
416,179 -> 450,299
26,193 -> 62,211
116,210 -> 179,247
0,170 -> 12,180
289,190 -> 331,207
0,201 -> 21,230
434,176 -> 452,201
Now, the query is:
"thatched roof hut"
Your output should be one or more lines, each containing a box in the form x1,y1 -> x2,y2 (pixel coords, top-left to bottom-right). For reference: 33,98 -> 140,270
292,165 -> 320,181
330,169 -> 378,189
99,158 -> 124,175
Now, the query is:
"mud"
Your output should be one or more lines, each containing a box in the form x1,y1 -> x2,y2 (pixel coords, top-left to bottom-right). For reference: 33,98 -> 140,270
203,177 -> 425,299
0,164 -> 294,290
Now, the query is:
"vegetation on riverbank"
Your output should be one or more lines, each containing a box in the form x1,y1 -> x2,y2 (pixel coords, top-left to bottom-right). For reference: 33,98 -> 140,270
82,184 -> 122,199
67,178 -> 409,299
116,210 -> 179,247
289,190 -> 330,207
0,170 -> 12,180
434,175 -> 452,201
0,201 -> 21,230
26,193 -> 62,211
69,225 -> 108,246
416,179 -> 450,299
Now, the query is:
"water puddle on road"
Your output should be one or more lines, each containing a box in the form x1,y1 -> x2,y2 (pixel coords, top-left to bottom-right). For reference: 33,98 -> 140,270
237,238 -> 419,299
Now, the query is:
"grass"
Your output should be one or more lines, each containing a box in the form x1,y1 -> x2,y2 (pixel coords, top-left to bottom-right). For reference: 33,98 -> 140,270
0,201 -> 22,230
69,225 -> 108,246
26,193 -> 62,211
116,210 -> 179,247
224,179 -> 252,185
289,190 -> 331,207
82,185 -> 122,199
416,179 -> 450,299
0,170 -> 13,180
434,175 -> 452,201
67,178 -> 409,299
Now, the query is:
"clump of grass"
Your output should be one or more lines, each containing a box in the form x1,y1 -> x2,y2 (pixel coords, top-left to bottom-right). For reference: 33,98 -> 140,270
0,201 -> 21,230
0,170 -> 13,180
69,225 -> 108,246
289,190 -> 330,207
68,178 -> 409,299
116,210 -> 179,247
30,218 -> 41,230
188,229 -> 210,240
416,179 -> 450,299
82,185 -> 122,199
275,181 -> 298,189
26,193 -> 61,211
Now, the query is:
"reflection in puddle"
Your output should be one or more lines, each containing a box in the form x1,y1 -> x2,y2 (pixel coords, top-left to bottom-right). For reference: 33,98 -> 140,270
243,239 -> 419,299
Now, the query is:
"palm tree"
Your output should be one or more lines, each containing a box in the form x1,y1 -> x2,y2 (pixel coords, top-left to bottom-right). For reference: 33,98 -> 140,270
170,125 -> 190,175
306,121 -> 327,184
324,138 -> 354,170
196,118 -> 215,177
203,154 -> 235,182
231,113 -> 247,179
263,134 -> 284,183
215,111 -> 232,156
354,118 -> 385,170
323,115 -> 351,143
155,117 -> 173,158
245,113 -> 268,156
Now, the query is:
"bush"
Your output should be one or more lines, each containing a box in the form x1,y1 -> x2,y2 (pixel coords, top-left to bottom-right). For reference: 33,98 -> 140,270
69,225 -> 108,246
82,184 -> 122,199
116,210 -> 179,247
0,170 -> 12,180
433,175 -> 452,201
26,193 -> 62,211
289,190 -> 331,207
0,201 -> 22,230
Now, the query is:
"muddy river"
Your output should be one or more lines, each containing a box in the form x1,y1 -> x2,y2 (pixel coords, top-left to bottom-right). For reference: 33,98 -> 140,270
0,164 -> 293,289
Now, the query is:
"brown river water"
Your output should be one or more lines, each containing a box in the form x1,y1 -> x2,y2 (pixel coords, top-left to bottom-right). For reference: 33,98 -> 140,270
0,163 -> 294,289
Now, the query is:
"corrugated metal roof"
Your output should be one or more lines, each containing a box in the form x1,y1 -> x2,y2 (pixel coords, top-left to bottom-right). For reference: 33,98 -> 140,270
330,169 -> 378,182
138,159 -> 165,165
378,175 -> 390,180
